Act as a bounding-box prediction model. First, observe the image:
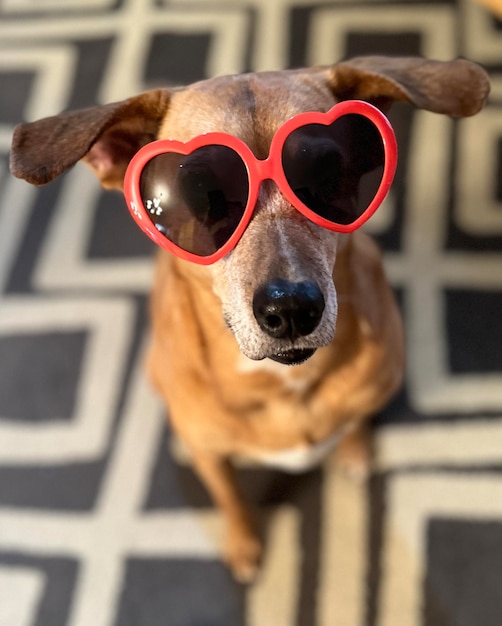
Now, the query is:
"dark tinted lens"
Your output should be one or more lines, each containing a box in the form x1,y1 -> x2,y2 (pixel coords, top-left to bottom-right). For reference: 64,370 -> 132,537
139,145 -> 249,257
281,114 -> 385,225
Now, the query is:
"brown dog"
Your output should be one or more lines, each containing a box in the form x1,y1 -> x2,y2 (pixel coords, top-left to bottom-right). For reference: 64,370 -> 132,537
10,56 -> 489,582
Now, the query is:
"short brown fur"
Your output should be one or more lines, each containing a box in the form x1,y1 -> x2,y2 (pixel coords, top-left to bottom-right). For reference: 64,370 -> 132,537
10,56 -> 490,581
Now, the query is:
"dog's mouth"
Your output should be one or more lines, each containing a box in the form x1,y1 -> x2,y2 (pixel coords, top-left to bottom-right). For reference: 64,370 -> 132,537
267,348 -> 316,365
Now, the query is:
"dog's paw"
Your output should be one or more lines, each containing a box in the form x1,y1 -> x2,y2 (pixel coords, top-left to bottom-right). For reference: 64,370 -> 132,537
225,529 -> 263,584
334,428 -> 371,482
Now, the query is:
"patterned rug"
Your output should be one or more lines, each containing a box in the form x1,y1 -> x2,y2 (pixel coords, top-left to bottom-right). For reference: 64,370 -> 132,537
1,1 -> 502,625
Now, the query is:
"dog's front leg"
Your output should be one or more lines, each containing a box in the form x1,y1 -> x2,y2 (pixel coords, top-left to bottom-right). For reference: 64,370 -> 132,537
334,422 -> 372,481
189,449 -> 262,583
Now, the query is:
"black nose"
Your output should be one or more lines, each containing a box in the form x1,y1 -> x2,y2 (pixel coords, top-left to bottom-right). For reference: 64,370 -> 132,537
253,279 -> 325,340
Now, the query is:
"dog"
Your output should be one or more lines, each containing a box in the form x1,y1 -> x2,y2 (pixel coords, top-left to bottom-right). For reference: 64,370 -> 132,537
10,56 -> 489,582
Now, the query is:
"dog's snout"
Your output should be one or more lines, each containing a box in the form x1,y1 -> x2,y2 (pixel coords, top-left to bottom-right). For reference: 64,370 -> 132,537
253,279 -> 325,340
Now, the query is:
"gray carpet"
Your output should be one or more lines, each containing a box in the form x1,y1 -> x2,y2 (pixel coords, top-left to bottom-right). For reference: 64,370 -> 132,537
1,1 -> 502,625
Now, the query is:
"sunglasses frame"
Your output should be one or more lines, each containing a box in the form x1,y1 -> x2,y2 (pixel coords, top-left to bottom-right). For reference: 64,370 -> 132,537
124,99 -> 398,265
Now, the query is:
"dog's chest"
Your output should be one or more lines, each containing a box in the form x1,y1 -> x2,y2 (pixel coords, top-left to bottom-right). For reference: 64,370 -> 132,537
244,429 -> 343,472
233,354 -> 346,471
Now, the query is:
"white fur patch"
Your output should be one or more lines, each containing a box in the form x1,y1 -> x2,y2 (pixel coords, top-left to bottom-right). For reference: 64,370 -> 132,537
236,354 -> 312,394
169,425 -> 348,474
245,430 -> 343,473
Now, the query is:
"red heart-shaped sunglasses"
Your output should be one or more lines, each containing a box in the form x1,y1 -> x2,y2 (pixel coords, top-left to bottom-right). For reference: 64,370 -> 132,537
124,100 -> 397,265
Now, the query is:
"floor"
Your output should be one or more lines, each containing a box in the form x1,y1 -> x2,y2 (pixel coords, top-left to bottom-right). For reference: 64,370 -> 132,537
0,1 -> 502,625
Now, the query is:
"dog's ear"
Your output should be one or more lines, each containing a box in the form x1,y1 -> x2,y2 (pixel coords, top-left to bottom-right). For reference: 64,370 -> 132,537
10,89 -> 170,189
328,56 -> 490,117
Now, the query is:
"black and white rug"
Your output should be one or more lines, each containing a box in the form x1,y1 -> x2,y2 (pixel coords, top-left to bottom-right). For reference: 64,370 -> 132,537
1,1 -> 502,625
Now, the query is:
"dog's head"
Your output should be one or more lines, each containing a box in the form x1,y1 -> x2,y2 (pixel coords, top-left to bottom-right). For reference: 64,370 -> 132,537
10,57 -> 489,364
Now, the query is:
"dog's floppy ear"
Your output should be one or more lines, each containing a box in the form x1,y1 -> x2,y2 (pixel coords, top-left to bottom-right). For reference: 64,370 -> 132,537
328,56 -> 490,117
10,89 -> 170,189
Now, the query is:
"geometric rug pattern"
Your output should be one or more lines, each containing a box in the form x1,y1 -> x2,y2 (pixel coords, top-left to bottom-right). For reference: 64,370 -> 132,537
1,1 -> 501,624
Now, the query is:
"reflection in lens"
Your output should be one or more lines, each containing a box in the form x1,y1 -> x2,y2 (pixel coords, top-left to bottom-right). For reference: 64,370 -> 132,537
139,145 -> 249,257
281,113 -> 385,225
